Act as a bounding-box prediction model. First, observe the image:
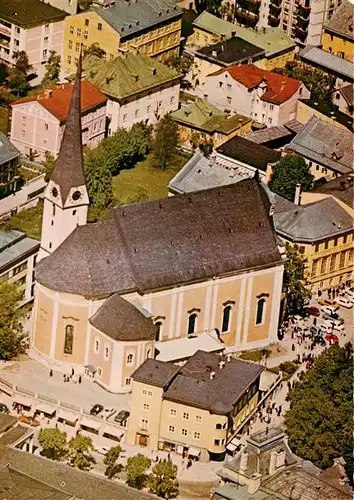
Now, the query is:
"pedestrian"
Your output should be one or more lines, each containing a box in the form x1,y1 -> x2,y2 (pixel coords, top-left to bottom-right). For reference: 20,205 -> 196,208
167,452 -> 171,460
71,367 -> 74,376
78,375 -> 82,384
63,374 -> 65,382
292,343 -> 295,351
49,369 -> 53,377
287,380 -> 292,391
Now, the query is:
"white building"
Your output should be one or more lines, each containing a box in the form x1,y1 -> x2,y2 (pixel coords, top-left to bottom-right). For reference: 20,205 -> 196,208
40,0 -> 78,15
202,64 -> 310,127
83,52 -> 181,134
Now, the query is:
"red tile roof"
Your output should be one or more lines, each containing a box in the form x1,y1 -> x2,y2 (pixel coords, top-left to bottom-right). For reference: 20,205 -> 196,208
11,80 -> 107,122
211,64 -> 302,105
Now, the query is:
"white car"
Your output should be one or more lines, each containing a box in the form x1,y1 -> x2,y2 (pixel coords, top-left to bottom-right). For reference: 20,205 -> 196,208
321,305 -> 339,316
323,319 -> 346,333
95,446 -> 109,455
102,408 -> 116,419
334,297 -> 353,309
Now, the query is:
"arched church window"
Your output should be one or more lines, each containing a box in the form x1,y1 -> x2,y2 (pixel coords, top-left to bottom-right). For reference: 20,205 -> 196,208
221,305 -> 232,333
64,325 -> 74,354
187,313 -> 197,335
155,322 -> 162,342
127,353 -> 134,365
256,298 -> 266,326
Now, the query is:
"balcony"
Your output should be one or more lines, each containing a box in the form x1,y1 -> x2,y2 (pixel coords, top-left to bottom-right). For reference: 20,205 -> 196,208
298,5 -> 310,18
268,14 -> 281,27
269,3 -> 281,16
270,0 -> 282,6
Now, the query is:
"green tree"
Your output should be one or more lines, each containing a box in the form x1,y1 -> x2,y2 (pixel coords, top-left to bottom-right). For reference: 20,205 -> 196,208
43,151 -> 55,182
103,445 -> 124,479
84,148 -> 113,209
42,51 -> 61,88
147,459 -> 179,499
68,434 -> 96,471
126,454 -> 151,490
14,51 -> 33,74
165,54 -> 194,77
268,154 -> 314,202
38,428 -> 68,461
0,63 -> 8,84
152,115 -> 179,171
285,344 -> 353,482
84,42 -> 106,59
0,282 -> 29,360
129,122 -> 152,158
7,68 -> 28,96
283,243 -> 311,315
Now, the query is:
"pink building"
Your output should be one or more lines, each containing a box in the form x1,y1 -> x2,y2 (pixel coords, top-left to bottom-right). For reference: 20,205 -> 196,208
10,81 -> 107,161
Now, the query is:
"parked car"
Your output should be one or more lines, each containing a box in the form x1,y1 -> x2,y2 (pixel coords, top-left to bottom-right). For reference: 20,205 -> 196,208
96,446 -> 109,455
19,415 -> 40,427
320,305 -> 339,316
102,408 -> 116,419
334,296 -> 353,309
318,298 -> 337,307
325,333 -> 339,343
0,403 -> 9,414
322,314 -> 344,325
90,404 -> 104,416
345,288 -> 354,300
306,306 -> 320,317
314,334 -> 326,347
114,410 -> 130,426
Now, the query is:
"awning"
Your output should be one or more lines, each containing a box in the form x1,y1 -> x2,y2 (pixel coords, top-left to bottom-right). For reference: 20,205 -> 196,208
80,417 -> 102,431
58,409 -> 78,423
102,424 -> 124,440
13,395 -> 33,408
188,446 -> 201,457
35,402 -> 56,416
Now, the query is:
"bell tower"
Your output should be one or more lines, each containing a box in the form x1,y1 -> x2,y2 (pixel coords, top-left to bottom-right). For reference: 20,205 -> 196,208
38,53 -> 89,261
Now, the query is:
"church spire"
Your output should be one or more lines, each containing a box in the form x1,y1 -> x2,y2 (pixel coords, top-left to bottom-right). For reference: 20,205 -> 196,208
50,51 -> 85,203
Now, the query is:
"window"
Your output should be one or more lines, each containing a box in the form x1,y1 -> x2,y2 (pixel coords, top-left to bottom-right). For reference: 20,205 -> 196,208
336,92 -> 341,100
324,241 -> 329,250
123,114 -> 127,122
83,30 -> 88,40
187,313 -> 197,335
75,42 -> 80,52
98,23 -> 102,31
221,305 -> 232,333
169,425 -> 175,432
135,109 -> 139,117
216,423 -> 222,429
45,24 -> 49,29
21,130 -> 25,137
182,412 -> 189,420
270,104 -> 274,110
94,338 -> 99,353
14,39 -> 19,47
44,36 -> 48,43
68,40 -> 73,49
219,81 -> 223,88
170,408 -> 177,417
104,346 -> 109,360
155,321 -> 162,341
196,415 -> 202,424
339,252 -> 346,268
268,118 -> 272,125
52,204 -> 56,216
44,123 -> 48,131
147,105 -> 151,113
64,325 -> 74,354
227,84 -> 232,91
76,28 -> 81,37
312,260 -> 318,277
320,257 -> 328,275
315,243 -> 319,253
127,353 -> 134,365
49,242 -> 52,249
97,367 -> 102,376
141,418 -> 148,430
125,377 -> 132,386
194,431 -> 201,440
42,49 -> 47,58
73,210 -> 76,216
214,439 -> 220,445
16,27 -> 20,34
181,429 -> 188,436
143,403 -> 149,411
170,96 -> 174,103
329,254 -> 336,272
85,18 -> 89,26
67,55 -> 72,64
226,96 -> 232,105
69,25 -> 74,34
343,235 -> 348,244
256,298 -> 266,325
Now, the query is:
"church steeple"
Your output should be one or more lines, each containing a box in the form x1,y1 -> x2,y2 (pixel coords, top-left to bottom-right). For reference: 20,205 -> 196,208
38,52 -> 89,261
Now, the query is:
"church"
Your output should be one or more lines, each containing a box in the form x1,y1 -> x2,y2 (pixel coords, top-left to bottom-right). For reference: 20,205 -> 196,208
32,58 -> 285,394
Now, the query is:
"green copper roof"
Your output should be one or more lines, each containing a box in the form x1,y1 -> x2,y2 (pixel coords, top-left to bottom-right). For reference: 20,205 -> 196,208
193,12 -> 295,57
82,53 -> 180,100
170,99 -> 251,135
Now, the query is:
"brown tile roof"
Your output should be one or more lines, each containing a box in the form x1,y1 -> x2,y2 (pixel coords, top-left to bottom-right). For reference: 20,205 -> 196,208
217,136 -> 281,171
132,359 -> 179,388
89,293 -> 157,341
0,0 -> 66,29
324,0 -> 354,41
211,64 -> 302,104
338,83 -> 354,107
36,179 -> 282,296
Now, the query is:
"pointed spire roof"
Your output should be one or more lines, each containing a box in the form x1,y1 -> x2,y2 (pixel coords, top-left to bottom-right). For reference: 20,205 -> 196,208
51,51 -> 85,202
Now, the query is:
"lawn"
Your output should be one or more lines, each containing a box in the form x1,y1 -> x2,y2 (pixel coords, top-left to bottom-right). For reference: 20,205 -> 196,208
0,106 -> 9,134
112,152 -> 189,205
3,202 -> 43,241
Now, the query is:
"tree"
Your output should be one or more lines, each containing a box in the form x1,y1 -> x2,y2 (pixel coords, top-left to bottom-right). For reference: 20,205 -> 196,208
129,122 -> 152,158
165,54 -> 194,78
152,115 -> 179,171
84,148 -> 113,209
0,282 -> 29,360
43,151 -> 55,182
268,154 -> 314,202
84,43 -> 106,59
14,51 -> 33,74
147,459 -> 179,499
283,243 -> 311,315
0,63 -> 8,84
103,445 -> 124,479
285,344 -> 353,482
68,435 -> 96,471
78,0 -> 93,10
195,0 -> 222,15
126,454 -> 151,490
7,68 -> 28,96
38,428 -> 68,461
42,51 -> 61,88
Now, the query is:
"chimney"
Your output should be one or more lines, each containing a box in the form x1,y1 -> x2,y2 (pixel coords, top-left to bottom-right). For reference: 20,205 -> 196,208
239,452 -> 249,472
210,371 -> 216,380
269,451 -> 277,475
248,473 -> 262,494
276,450 -> 286,468
294,183 -> 301,205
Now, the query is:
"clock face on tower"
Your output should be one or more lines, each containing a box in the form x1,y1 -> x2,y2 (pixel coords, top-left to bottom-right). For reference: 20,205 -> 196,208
51,187 -> 58,198
70,188 -> 84,203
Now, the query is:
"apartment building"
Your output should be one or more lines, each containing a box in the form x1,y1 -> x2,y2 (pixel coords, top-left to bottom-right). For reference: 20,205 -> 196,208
83,52 -> 180,134
322,0 -> 354,62
126,351 -> 264,460
0,133 -> 21,199
0,0 -> 67,85
41,0 -> 78,15
62,0 -> 182,74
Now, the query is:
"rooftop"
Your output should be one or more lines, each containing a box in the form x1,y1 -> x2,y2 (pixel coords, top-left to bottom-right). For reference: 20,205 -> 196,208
0,230 -> 39,272
196,37 -> 265,65
324,0 -> 354,41
0,133 -> 20,166
170,99 -> 251,134
0,414 -> 17,434
286,115 -> 353,174
243,123 -> 296,147
192,12 -> 295,57
12,80 -> 107,122
309,174 -> 354,209
93,0 -> 182,40
36,179 -> 282,297
299,99 -> 354,132
299,46 -> 354,82
83,52 -> 180,101
211,64 -> 302,105
335,83 -> 354,107
155,330 -> 224,362
0,0 -> 66,28
217,136 -> 281,171
133,350 -> 264,414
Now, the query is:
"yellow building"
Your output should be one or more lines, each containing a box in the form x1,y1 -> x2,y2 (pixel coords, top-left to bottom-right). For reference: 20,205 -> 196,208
126,351 -> 263,460
63,0 -> 182,73
322,0 -> 354,62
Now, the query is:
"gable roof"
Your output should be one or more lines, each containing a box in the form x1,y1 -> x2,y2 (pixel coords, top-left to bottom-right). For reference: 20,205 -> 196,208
0,0 -> 66,28
324,0 -> 354,41
0,132 -> 20,166
197,36 -> 265,65
336,84 -> 354,107
192,12 -> 295,57
11,80 -> 107,122
83,52 -> 180,100
170,99 -> 251,134
211,64 -> 302,104
217,136 -> 281,171
36,179 -> 282,297
89,293 -> 157,341
299,46 -> 354,82
309,174 -> 354,209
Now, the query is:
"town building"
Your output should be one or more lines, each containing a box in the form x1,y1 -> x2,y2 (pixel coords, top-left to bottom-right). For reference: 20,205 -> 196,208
285,115 -> 354,180
189,12 -> 296,70
41,0 -> 78,15
332,84 -> 354,117
222,0 -> 271,30
0,0 -> 67,85
322,0 -> 354,62
279,0 -> 342,47
296,99 -> 354,132
82,52 -> 180,134
301,173 -> 354,216
202,65 -> 309,127
241,121 -> 300,149
62,0 -> 182,74
10,80 -> 107,161
0,132 -> 21,199
126,350 -> 264,459
298,45 -> 354,85
170,99 -> 252,149
0,230 -> 39,305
